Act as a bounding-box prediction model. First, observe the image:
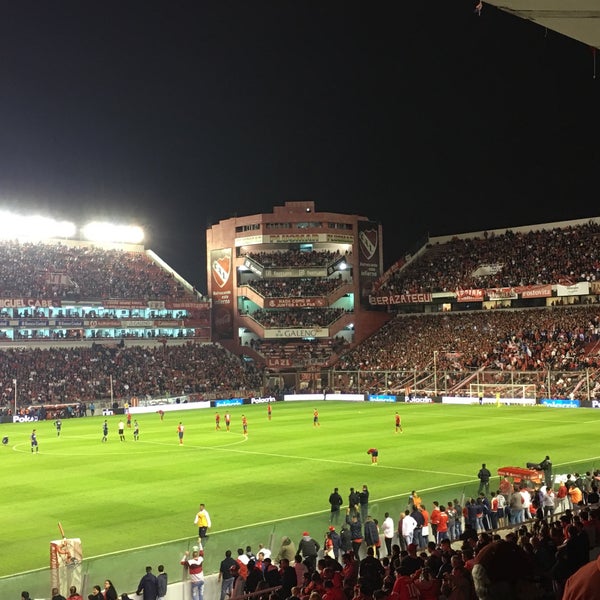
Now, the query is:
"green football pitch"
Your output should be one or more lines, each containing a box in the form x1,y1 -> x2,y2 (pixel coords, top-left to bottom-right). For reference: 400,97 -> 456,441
1,400 -> 599,596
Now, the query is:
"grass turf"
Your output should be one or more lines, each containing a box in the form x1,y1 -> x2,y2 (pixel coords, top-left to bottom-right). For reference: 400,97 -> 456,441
1,400 -> 599,592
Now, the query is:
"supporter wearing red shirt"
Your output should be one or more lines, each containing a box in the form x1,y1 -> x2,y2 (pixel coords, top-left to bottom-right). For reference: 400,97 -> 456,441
436,506 -> 449,542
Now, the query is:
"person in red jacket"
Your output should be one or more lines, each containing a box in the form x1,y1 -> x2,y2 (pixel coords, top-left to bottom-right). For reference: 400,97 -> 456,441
181,547 -> 205,600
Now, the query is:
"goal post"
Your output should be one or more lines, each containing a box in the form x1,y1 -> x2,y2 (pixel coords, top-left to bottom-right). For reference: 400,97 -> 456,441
468,382 -> 537,401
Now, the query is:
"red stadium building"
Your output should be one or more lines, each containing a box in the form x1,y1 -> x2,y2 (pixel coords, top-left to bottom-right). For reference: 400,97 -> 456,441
206,200 -> 391,389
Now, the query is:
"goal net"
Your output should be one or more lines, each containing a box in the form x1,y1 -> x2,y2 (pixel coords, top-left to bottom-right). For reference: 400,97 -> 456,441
468,383 -> 537,400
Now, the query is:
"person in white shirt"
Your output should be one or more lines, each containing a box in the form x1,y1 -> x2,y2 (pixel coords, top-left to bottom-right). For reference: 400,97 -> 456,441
401,509 -> 417,546
381,511 -> 395,556
495,490 -> 507,528
520,486 -> 532,520
542,486 -> 556,521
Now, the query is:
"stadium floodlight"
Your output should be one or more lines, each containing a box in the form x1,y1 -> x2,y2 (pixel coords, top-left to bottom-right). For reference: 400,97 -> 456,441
0,211 -> 76,241
81,221 -> 144,244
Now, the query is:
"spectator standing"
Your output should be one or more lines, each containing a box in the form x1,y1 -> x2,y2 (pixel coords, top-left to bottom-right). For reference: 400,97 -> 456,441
477,463 -> 491,496
345,509 -> 363,558
401,509 -> 417,547
348,487 -> 360,518
217,550 -> 237,600
557,480 -> 569,514
363,515 -> 380,555
381,512 -> 395,557
328,487 -> 344,525
136,566 -> 158,600
436,505 -> 449,543
327,526 -> 342,561
359,485 -> 369,522
194,503 -> 211,547
275,536 -> 296,564
540,455 -> 553,488
543,486 -> 556,522
298,531 -> 320,572
180,548 -> 205,600
429,501 -> 441,542
157,565 -> 167,600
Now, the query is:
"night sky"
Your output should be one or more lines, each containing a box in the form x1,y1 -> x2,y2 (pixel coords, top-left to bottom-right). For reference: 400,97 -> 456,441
0,1 -> 598,293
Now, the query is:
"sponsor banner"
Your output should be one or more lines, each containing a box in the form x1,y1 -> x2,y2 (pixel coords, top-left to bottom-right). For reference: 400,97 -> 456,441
403,396 -> 433,403
556,281 -> 590,297
54,319 -> 84,327
368,394 -> 397,402
214,398 -> 245,407
155,319 -> 182,327
455,289 -> 484,302
0,298 -> 57,308
120,320 -> 150,327
244,257 -> 263,277
325,393 -> 365,401
441,396 -> 536,406
540,398 -> 580,408
265,297 -> 326,308
12,414 -> 40,423
51,537 -> 83,595
486,287 -> 518,300
591,400 -> 600,409
85,319 -> 122,327
235,234 -> 265,247
266,357 -> 294,368
283,393 -> 365,402
250,396 -> 276,404
284,393 -> 325,401
19,318 -> 49,326
103,299 -> 147,309
263,267 -> 328,278
267,233 -> 321,243
368,292 -> 432,306
166,301 -> 210,310
148,300 -> 166,309
264,328 -> 329,339
516,285 -> 553,299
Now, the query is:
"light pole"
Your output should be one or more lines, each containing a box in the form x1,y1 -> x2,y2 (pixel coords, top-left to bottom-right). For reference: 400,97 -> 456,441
433,351 -> 438,396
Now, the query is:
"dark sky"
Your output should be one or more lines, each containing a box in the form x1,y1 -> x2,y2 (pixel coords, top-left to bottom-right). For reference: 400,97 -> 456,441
0,1 -> 598,293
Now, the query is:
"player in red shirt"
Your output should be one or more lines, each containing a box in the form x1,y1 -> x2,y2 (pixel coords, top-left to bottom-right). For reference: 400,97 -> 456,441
395,412 -> 403,433
367,448 -> 379,465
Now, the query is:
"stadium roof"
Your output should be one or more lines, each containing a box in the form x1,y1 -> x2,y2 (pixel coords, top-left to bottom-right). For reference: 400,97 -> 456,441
483,0 -> 600,50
